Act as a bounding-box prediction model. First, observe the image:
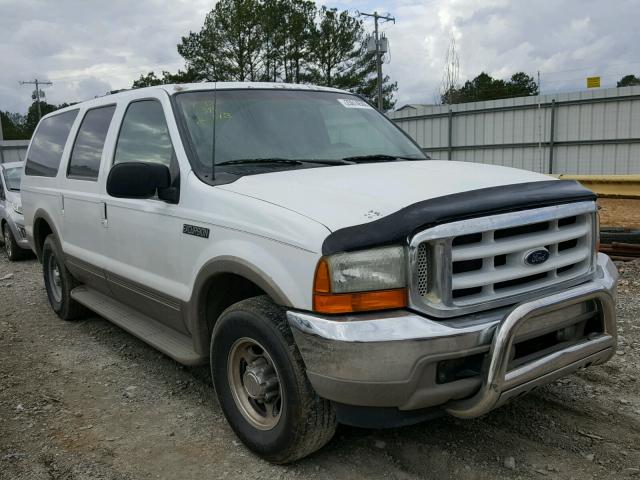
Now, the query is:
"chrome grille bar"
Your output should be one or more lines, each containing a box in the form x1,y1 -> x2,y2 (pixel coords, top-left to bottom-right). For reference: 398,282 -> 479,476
408,201 -> 597,318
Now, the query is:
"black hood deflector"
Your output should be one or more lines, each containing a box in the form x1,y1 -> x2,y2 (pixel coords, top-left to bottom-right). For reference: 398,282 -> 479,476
322,180 -> 596,255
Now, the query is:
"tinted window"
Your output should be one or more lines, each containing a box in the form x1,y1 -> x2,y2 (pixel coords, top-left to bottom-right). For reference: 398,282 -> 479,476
114,100 -> 174,167
25,110 -> 78,177
67,105 -> 116,180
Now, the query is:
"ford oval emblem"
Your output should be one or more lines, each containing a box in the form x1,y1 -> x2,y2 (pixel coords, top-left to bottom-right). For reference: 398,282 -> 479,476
524,248 -> 550,265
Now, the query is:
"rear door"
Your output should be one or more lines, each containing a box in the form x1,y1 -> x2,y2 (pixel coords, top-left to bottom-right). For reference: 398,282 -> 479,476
101,93 -> 188,332
60,104 -> 116,293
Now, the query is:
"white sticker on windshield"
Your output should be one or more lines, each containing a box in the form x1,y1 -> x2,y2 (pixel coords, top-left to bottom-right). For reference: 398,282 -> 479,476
337,98 -> 374,109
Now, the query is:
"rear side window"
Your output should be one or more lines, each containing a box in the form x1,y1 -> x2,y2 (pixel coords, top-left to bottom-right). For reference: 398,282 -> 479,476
114,100 -> 174,167
25,110 -> 78,177
67,105 -> 116,180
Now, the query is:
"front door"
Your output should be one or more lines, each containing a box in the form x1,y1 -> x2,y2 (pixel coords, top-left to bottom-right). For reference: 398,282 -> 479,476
102,94 -> 188,333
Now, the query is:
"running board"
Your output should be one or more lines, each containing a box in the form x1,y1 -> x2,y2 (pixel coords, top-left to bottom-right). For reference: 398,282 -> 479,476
71,286 -> 205,365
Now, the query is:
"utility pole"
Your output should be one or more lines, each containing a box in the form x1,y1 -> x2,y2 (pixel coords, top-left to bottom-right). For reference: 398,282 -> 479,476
360,11 -> 395,111
19,79 -> 53,121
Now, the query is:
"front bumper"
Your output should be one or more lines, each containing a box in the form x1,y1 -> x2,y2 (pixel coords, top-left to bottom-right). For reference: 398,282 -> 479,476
287,253 -> 618,418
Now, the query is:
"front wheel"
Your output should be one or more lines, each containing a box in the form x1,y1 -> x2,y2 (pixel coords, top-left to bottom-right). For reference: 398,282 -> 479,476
211,296 -> 337,463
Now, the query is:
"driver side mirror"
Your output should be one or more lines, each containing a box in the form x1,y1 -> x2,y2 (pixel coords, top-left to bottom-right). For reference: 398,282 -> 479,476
106,162 -> 178,203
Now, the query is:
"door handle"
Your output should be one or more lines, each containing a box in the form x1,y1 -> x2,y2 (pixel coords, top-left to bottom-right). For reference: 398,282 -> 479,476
100,202 -> 108,227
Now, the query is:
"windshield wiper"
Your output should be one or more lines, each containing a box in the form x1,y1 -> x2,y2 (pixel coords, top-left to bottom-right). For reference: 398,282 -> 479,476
217,158 -> 303,166
341,154 -> 420,163
217,158 -> 353,167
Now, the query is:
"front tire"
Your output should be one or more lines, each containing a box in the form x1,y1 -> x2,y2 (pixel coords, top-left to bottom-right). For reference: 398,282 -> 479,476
42,235 -> 86,320
211,296 -> 336,463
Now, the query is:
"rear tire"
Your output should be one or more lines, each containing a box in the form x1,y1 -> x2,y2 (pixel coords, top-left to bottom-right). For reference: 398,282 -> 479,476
3,223 -> 27,261
211,296 -> 336,463
42,234 -> 87,320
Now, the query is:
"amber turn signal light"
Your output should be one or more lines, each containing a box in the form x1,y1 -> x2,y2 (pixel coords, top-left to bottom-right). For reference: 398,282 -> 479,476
313,258 -> 331,294
313,288 -> 407,314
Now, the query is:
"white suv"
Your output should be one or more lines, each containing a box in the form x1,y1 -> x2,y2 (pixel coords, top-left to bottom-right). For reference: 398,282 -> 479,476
21,83 -> 618,463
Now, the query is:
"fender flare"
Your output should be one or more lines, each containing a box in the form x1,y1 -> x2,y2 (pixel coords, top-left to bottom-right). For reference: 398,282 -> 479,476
31,209 -> 62,262
184,256 -> 294,355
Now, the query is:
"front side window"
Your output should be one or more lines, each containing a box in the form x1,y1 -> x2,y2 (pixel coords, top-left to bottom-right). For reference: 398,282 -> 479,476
174,89 -> 425,179
25,110 -> 78,177
114,100 -> 174,167
3,166 -> 23,191
67,105 -> 116,180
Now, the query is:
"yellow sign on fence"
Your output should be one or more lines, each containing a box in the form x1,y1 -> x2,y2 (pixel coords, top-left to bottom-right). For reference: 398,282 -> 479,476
587,76 -> 601,88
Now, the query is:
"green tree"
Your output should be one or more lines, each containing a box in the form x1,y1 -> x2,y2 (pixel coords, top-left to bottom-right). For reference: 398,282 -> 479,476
617,74 -> 640,87
179,0 -> 264,81
0,111 -> 27,140
348,50 -> 398,111
441,72 -> 538,104
132,69 -> 200,88
507,72 -> 539,97
307,7 -> 362,87
132,0 -> 397,109
261,0 -> 315,83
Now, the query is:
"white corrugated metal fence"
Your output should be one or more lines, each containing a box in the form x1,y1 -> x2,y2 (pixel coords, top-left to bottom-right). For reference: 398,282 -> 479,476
389,86 -> 640,174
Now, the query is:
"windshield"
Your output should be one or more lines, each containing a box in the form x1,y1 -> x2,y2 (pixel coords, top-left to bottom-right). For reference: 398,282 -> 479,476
3,166 -> 22,191
174,89 -> 426,177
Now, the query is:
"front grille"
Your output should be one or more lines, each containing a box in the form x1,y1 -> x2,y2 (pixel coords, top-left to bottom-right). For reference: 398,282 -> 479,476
410,202 -> 597,317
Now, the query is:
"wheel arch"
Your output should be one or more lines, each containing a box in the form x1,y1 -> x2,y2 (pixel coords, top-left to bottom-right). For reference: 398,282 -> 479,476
32,209 -> 61,263
185,257 -> 294,356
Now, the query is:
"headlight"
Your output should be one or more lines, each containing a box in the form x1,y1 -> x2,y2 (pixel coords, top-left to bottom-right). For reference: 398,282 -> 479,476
11,202 -> 22,215
313,246 -> 407,314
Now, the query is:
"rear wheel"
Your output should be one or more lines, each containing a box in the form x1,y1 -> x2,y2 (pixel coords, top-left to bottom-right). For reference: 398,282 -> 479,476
42,235 -> 86,320
211,296 -> 336,463
3,223 -> 26,261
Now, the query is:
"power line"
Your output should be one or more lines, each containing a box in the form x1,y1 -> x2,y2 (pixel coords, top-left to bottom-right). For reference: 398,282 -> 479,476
19,79 -> 53,121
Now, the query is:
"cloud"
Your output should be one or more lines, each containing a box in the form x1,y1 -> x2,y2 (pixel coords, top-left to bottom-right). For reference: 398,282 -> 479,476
380,0 -> 640,106
0,0 -> 638,115
0,0 -> 212,113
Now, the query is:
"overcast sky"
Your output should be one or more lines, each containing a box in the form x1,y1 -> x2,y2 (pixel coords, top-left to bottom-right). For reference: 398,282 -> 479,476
1,0 -> 638,114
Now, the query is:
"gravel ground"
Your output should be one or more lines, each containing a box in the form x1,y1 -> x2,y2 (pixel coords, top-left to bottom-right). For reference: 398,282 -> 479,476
1,254 -> 639,480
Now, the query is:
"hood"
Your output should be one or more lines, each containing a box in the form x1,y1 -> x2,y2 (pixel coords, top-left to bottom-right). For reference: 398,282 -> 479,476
5,189 -> 21,205
217,160 -> 552,231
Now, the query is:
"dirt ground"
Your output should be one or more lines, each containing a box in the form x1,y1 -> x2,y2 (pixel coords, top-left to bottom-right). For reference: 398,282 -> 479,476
598,198 -> 640,230
1,255 -> 639,480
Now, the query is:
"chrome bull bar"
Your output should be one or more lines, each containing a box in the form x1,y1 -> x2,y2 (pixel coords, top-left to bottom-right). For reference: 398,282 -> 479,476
444,282 -> 617,418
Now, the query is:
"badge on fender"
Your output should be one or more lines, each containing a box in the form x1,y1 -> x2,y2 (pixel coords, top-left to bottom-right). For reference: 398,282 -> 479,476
183,224 -> 210,238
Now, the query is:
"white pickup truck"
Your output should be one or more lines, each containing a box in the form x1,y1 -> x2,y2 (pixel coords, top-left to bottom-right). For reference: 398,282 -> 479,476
21,83 -> 618,463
